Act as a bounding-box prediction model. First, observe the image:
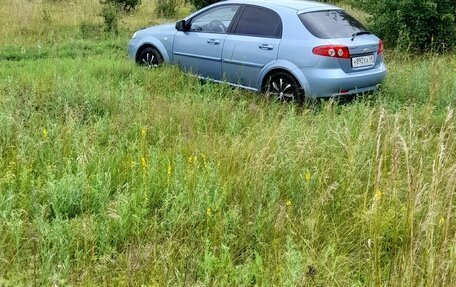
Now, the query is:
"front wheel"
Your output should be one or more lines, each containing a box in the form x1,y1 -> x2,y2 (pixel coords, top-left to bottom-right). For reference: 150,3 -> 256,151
137,46 -> 163,68
264,72 -> 304,103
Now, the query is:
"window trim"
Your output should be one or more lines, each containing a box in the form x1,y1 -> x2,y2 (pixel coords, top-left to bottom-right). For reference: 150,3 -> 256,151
186,4 -> 242,35
230,5 -> 283,39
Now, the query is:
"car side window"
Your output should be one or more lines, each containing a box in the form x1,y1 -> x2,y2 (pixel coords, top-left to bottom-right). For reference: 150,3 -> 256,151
190,5 -> 240,34
233,6 -> 282,38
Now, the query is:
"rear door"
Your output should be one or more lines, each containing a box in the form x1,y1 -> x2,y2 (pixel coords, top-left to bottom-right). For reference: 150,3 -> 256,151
173,5 -> 240,80
222,5 -> 282,89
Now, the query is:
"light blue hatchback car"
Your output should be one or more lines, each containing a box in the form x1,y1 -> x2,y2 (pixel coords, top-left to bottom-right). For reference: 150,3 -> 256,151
128,0 -> 386,102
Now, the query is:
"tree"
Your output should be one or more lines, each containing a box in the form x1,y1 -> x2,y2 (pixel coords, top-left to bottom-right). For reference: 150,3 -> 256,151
353,0 -> 456,51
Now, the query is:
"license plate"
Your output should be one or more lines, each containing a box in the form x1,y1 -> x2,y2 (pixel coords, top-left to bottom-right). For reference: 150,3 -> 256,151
351,55 -> 375,68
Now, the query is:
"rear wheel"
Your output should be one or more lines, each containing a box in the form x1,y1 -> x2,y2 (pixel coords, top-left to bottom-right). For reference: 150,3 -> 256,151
137,46 -> 163,68
264,71 -> 304,103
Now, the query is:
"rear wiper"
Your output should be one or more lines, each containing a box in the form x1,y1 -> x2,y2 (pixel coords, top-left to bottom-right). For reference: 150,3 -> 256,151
351,31 -> 372,41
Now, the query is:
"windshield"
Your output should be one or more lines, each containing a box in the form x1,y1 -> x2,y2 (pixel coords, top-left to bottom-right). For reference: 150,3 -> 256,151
299,10 -> 368,39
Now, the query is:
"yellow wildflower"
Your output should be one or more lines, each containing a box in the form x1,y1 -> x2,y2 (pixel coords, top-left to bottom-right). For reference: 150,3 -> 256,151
188,155 -> 193,164
439,217 -> 445,227
304,171 -> 311,182
42,128 -> 47,139
141,156 -> 147,171
374,189 -> 382,202
202,154 -> 207,167
286,200 -> 292,207
140,127 -> 146,139
206,208 -> 212,217
167,164 -> 172,182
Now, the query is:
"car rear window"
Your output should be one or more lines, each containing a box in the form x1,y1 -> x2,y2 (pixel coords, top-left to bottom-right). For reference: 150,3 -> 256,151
299,10 -> 367,39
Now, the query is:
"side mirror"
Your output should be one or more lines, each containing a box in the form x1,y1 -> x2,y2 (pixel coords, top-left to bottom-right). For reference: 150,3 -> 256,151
175,20 -> 187,31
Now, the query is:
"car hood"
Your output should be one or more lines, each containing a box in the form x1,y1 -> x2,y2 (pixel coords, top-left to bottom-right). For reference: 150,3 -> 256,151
143,23 -> 175,34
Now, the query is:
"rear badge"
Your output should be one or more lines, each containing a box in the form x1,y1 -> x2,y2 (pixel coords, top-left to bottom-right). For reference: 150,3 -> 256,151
363,48 -> 370,53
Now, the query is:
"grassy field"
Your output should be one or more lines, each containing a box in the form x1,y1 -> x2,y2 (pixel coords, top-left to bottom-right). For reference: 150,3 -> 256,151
0,0 -> 455,286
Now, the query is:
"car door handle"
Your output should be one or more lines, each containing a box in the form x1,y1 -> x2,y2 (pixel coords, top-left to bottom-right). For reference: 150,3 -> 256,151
207,39 -> 220,45
259,44 -> 274,50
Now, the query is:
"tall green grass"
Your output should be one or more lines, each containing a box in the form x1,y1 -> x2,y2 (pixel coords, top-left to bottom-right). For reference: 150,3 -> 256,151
0,0 -> 455,286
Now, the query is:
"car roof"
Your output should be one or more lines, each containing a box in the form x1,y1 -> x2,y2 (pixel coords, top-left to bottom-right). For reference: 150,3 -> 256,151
221,0 -> 339,12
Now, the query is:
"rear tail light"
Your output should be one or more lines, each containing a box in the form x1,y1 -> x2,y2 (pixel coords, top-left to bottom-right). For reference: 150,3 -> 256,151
340,89 -> 350,94
312,45 -> 350,59
378,40 -> 383,55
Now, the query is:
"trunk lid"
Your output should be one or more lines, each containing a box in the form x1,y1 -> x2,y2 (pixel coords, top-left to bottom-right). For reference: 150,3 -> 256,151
333,35 -> 382,73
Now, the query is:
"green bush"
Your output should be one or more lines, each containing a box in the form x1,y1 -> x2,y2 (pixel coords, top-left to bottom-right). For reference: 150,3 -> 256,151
99,0 -> 141,35
354,0 -> 456,51
156,0 -> 179,17
100,3 -> 120,34
101,0 -> 141,12
79,21 -> 102,39
189,0 -> 219,9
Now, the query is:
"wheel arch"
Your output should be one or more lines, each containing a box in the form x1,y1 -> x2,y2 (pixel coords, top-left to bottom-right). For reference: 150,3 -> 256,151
135,37 -> 170,63
258,61 -> 310,95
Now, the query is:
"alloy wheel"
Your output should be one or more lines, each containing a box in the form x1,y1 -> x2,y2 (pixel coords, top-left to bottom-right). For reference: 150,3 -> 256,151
265,72 -> 303,102
138,47 -> 163,68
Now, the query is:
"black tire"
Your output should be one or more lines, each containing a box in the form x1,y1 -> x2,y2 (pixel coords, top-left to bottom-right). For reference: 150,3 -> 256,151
264,71 -> 304,103
137,46 -> 163,68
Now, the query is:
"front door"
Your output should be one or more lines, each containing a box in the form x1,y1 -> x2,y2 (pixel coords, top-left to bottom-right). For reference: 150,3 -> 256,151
173,5 -> 240,80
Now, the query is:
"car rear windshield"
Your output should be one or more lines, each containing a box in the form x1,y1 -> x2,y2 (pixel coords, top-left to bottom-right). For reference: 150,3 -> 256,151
299,10 -> 367,39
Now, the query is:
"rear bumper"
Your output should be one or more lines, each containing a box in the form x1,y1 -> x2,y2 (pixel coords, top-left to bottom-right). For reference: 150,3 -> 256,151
298,63 -> 387,98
